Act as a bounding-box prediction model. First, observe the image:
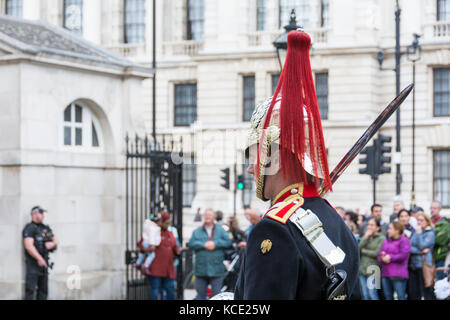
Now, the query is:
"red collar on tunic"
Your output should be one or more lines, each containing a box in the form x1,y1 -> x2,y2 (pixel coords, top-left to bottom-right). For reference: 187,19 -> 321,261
271,183 -> 319,206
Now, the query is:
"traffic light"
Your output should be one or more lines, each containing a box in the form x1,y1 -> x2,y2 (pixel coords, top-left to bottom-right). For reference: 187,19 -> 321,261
237,175 -> 245,190
374,134 -> 392,175
359,145 -> 376,180
220,168 -> 230,190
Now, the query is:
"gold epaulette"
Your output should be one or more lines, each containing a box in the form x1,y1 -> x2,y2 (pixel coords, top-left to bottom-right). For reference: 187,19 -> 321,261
266,199 -> 304,224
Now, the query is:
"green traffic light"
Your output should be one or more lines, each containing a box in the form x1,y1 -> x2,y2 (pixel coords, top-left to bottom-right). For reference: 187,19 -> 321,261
237,174 -> 245,190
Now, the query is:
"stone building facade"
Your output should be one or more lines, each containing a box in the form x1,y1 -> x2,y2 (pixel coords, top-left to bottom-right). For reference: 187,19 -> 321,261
103,0 -> 449,225
0,13 -> 151,299
0,0 -> 449,298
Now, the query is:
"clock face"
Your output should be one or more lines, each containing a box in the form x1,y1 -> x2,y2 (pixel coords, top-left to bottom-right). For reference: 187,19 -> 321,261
65,4 -> 82,31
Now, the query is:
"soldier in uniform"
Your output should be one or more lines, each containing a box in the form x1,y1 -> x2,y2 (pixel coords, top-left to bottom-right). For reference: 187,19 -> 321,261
23,206 -> 58,300
234,30 -> 361,300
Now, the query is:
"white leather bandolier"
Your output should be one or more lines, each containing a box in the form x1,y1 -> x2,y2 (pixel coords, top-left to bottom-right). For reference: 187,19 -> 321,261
289,207 -> 346,268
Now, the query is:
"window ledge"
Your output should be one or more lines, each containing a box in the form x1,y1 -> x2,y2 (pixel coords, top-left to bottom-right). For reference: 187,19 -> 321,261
246,27 -> 330,47
162,40 -> 204,57
423,21 -> 450,40
107,43 -> 146,58
246,31 -> 281,47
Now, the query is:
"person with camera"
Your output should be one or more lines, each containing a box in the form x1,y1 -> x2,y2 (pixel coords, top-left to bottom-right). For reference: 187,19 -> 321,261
22,206 -> 58,300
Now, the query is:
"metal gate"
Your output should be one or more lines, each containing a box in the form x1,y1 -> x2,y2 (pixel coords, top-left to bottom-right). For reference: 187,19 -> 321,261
124,134 -> 183,300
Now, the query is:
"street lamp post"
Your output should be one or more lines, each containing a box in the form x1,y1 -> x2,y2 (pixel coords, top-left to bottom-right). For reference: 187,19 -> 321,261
152,0 -> 157,142
379,30 -> 421,204
406,34 -> 421,207
377,0 -> 404,196
394,2 -> 402,196
273,9 -> 303,70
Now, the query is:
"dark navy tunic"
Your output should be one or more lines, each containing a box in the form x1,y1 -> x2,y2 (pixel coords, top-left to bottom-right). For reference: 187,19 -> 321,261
234,184 -> 361,300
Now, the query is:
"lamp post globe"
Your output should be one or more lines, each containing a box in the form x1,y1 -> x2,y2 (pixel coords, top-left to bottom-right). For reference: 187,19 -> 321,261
273,9 -> 303,70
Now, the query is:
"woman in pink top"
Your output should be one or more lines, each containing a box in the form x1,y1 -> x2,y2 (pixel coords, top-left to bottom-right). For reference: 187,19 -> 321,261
378,221 -> 411,300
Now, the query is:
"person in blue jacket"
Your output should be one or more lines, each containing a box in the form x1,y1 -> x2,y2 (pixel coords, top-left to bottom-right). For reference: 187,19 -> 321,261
408,212 -> 436,300
188,208 -> 232,299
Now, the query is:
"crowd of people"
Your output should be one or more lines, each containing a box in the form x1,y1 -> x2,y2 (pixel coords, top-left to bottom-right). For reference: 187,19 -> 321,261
135,207 -> 262,300
134,198 -> 448,301
341,199 -> 450,300
186,207 -> 263,300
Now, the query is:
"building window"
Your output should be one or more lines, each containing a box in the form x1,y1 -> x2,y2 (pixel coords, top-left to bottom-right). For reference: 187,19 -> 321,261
243,75 -> 255,122
63,103 -> 101,148
242,159 -> 255,208
271,73 -> 281,94
437,0 -> 450,21
434,150 -> 450,207
64,0 -> 83,35
321,0 -> 329,27
315,72 -> 328,120
5,0 -> 22,17
183,157 -> 197,208
187,0 -> 204,40
434,68 -> 450,116
124,0 -> 146,44
279,0 -> 310,28
257,0 -> 267,31
174,83 -> 197,126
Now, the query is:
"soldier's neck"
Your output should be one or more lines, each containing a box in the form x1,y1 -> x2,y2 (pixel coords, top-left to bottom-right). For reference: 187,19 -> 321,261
270,182 -> 302,205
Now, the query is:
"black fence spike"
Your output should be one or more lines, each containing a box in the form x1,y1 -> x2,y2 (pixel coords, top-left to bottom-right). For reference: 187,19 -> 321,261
144,135 -> 149,154
179,136 -> 183,154
125,132 -> 129,153
135,134 -> 139,153
163,134 -> 169,152
154,134 -> 158,151
149,134 -> 154,152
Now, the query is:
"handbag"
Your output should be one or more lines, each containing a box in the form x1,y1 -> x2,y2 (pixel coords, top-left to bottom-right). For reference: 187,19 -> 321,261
420,254 -> 436,288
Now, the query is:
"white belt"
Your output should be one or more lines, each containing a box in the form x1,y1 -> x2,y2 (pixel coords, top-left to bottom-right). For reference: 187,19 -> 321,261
289,208 -> 346,268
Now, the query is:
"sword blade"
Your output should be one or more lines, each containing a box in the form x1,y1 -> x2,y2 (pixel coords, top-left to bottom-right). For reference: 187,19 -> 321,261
319,83 -> 414,196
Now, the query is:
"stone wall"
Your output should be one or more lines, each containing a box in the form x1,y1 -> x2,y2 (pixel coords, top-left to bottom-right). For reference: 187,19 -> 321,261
0,55 -> 147,299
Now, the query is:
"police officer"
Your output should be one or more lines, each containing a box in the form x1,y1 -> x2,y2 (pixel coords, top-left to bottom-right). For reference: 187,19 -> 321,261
23,206 -> 58,300
234,30 -> 361,300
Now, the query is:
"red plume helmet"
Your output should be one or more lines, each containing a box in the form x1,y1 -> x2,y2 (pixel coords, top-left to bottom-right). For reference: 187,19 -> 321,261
256,30 -> 332,193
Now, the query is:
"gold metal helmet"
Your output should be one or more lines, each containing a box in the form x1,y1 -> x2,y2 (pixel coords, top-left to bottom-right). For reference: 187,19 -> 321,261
246,30 -> 332,201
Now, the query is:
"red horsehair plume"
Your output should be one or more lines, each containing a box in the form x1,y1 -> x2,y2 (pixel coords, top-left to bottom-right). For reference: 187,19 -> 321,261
257,30 -> 332,193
